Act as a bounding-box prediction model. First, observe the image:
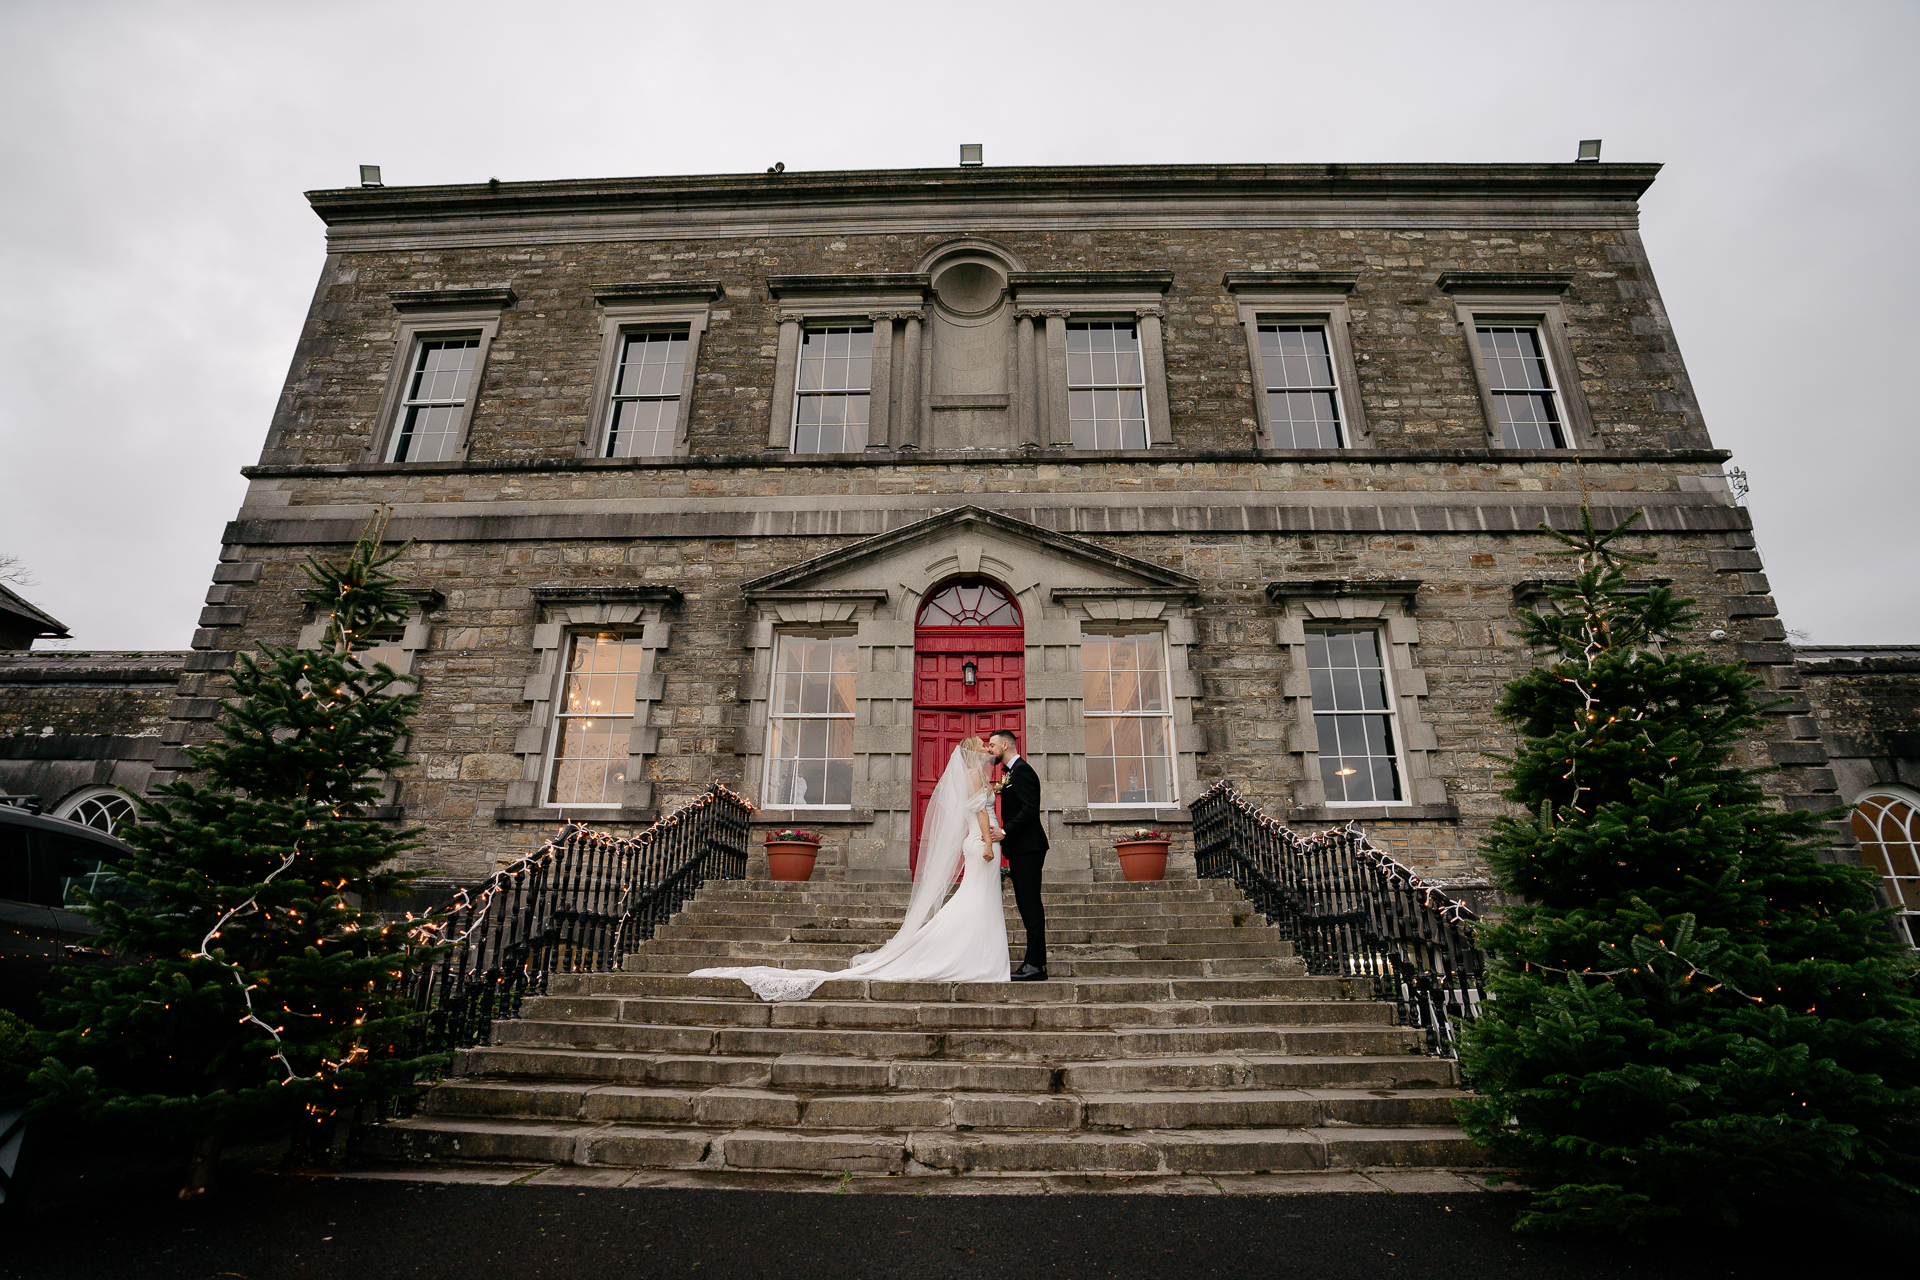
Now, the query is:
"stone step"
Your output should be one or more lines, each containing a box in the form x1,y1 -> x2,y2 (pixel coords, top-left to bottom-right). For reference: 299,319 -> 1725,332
675,901 -> 1259,921
423,1080 -> 1462,1131
670,908 -> 1254,931
695,885 -> 1248,907
354,1116 -> 1485,1175
453,1047 -> 1459,1093
656,925 -> 1273,948
487,1018 -> 1421,1060
550,972 -> 1370,1004
519,994 -> 1389,1032
619,953 -> 1305,978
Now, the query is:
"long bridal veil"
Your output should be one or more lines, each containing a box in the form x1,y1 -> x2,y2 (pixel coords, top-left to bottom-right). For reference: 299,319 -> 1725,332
690,743 -> 1001,1001
833,741 -> 991,972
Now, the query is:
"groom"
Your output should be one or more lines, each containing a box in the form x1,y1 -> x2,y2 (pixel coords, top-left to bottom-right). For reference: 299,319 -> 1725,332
986,728 -> 1049,981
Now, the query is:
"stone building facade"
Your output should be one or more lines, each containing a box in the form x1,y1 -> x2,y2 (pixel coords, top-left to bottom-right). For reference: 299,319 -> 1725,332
148,162 -> 1830,891
1795,646 -> 1920,944
0,651 -> 186,834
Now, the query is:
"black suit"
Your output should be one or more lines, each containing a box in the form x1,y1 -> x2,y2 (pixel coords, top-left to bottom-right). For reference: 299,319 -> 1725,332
998,756 -> 1049,970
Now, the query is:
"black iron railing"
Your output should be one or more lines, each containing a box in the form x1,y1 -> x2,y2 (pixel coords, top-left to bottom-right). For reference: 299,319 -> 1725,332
1189,780 -> 1486,1058
401,784 -> 754,1057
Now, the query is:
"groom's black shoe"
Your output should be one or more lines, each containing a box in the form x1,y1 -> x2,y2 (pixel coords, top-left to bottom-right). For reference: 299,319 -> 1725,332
1011,963 -> 1048,982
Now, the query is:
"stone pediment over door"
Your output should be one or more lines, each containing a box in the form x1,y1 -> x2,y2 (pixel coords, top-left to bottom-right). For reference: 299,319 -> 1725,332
740,504 -> 1199,607
738,506 -> 1204,884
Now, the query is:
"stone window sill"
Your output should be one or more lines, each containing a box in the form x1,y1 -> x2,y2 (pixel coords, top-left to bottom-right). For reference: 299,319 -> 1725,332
1060,808 -> 1193,826
1285,803 -> 1459,824
493,805 -> 659,825
752,809 -> 876,826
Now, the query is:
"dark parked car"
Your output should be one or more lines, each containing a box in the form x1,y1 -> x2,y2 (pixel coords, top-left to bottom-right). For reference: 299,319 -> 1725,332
0,800 -> 137,1017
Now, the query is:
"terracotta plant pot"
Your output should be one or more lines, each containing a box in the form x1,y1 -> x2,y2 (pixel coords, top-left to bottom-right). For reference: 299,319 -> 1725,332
765,840 -> 820,882
1113,840 -> 1170,882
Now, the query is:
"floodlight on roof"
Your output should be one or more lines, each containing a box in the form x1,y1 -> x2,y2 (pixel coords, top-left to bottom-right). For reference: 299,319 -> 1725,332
1575,140 -> 1602,163
359,164 -> 384,187
959,144 -> 983,167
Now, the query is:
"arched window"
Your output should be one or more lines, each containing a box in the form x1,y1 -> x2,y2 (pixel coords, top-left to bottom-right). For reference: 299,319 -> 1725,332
916,580 -> 1021,627
1852,789 -> 1920,947
55,787 -> 137,836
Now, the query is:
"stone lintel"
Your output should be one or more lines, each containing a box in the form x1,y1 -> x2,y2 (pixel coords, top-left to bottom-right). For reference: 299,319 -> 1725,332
1267,579 -> 1422,604
388,286 -> 517,311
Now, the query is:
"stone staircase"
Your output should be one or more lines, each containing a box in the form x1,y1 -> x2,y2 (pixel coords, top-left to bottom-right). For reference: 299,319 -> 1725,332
357,879 -> 1484,1179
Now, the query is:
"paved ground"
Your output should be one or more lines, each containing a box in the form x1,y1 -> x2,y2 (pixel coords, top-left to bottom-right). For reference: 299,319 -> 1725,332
4,1164 -> 1907,1279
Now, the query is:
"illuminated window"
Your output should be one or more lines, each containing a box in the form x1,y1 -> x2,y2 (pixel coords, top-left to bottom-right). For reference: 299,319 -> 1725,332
765,632 -> 857,808
545,632 -> 647,807
1853,791 -> 1920,947
1081,631 -> 1176,806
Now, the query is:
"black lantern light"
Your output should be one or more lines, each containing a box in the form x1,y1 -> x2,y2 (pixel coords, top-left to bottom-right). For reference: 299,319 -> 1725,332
961,659 -> 978,688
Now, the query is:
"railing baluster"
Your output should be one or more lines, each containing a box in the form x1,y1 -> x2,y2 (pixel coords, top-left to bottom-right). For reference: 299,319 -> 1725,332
394,785 -> 756,1090
1186,780 -> 1485,1061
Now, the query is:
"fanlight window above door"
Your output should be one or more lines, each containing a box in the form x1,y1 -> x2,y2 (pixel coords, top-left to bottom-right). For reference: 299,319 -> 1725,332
917,580 -> 1021,627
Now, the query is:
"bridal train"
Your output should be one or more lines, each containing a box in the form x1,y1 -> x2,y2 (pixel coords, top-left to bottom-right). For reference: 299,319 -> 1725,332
691,742 -> 1010,1001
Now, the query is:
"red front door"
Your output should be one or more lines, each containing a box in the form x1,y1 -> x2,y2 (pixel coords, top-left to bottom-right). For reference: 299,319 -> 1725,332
909,580 -> 1025,873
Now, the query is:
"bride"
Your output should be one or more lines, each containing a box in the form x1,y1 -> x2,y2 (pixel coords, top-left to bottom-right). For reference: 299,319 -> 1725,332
692,738 -> 1009,1001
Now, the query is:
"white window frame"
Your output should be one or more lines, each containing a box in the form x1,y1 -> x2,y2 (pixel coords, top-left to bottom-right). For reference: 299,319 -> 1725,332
1063,320 -> 1152,452
1851,786 -> 1920,948
1008,272 -> 1172,450
1270,581 -> 1450,819
54,786 -> 137,836
789,324 -> 876,455
503,588 -> 674,822
1301,624 -> 1410,807
763,629 -> 859,811
366,288 -> 512,464
581,284 -> 717,459
1079,626 -> 1180,809
1226,276 -> 1370,449
1439,275 -> 1598,450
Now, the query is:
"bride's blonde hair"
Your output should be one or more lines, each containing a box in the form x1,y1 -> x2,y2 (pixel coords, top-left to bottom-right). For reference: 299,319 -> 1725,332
958,735 -> 985,752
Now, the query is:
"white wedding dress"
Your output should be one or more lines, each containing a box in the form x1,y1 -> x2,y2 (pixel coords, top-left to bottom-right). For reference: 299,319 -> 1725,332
692,746 -> 1011,1001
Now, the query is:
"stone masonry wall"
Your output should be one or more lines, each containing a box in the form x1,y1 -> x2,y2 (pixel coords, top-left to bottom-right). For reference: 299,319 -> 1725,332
167,514 -> 1801,887
266,224 -> 1706,467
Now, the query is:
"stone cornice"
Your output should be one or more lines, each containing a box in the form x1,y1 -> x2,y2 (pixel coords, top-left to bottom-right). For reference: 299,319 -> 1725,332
388,286 -> 517,311
590,280 -> 725,305
1435,272 -> 1575,296
241,446 -> 1733,482
1266,579 -> 1423,603
529,584 -> 684,608
310,165 -> 1663,252
1007,271 -> 1174,295
1223,271 -> 1360,294
768,273 -> 931,299
311,163 -> 1663,226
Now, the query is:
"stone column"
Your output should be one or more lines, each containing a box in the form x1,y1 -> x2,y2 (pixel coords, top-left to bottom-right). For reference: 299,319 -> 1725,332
1014,312 -> 1037,447
900,314 -> 923,450
867,315 -> 894,450
768,316 -> 803,448
1043,312 -> 1072,447
1137,306 -> 1172,447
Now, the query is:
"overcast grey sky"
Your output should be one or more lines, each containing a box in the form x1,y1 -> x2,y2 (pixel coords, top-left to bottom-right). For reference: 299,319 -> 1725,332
2,0 -> 1914,649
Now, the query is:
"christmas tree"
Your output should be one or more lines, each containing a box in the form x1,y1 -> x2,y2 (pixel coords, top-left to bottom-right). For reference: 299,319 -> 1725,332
1459,509 -> 1920,1233
32,517 -> 445,1197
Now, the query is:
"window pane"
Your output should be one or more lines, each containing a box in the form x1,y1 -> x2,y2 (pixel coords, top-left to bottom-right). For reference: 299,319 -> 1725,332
767,634 -> 856,806
1306,626 -> 1403,804
547,634 -> 646,805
